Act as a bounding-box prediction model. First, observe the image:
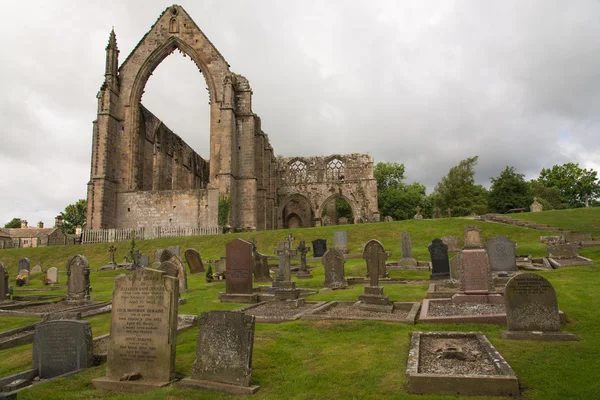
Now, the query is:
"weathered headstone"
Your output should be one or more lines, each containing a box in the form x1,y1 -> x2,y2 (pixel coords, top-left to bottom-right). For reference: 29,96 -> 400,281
334,230 -> 348,252
322,248 -> 348,289
47,267 -> 58,284
215,257 -> 227,274
458,249 -> 494,292
179,311 -> 259,394
449,252 -> 462,280
364,239 -> 388,278
160,249 -> 187,293
297,241 -> 313,279
252,251 -> 272,282
66,255 -> 90,301
18,257 -> 31,273
219,239 -> 257,303
159,261 -> 179,278
321,215 -> 331,226
357,239 -> 390,311
464,225 -> 484,249
547,244 -> 579,259
312,239 -> 327,257
428,239 -> 450,279
398,232 -> 417,267
564,232 -> 593,244
442,236 -> 461,252
153,249 -> 164,267
108,245 -> 117,266
274,242 -> 287,283
0,261 -> 9,301
167,246 -> 180,258
140,254 -> 150,267
33,320 -> 93,379
530,198 -> 543,212
413,206 -> 423,220
185,248 -> 205,274
383,215 -> 393,222
32,264 -> 42,274
486,236 -> 518,272
92,268 -> 179,392
502,273 -> 575,341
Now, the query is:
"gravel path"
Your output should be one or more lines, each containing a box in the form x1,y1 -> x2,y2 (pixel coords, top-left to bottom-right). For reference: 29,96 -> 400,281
318,302 -> 410,320
243,302 -> 316,318
428,302 -> 505,316
418,337 -> 498,375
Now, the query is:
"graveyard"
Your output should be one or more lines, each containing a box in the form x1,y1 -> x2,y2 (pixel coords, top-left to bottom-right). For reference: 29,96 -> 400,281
0,208 -> 599,399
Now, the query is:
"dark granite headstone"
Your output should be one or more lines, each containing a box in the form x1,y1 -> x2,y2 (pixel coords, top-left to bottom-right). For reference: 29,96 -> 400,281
486,236 -> 518,271
504,273 -> 560,332
18,257 -> 31,273
33,320 -> 93,379
334,231 -> 348,252
185,248 -> 205,274
364,239 -> 387,279
0,261 -> 9,301
322,248 -> 348,289
225,239 -> 253,295
312,239 -> 327,257
66,255 -> 90,301
179,311 -> 259,394
428,239 -> 450,279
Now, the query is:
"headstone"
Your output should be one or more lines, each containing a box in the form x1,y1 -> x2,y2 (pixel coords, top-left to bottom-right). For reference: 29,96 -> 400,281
185,248 -> 205,274
321,215 -> 331,226
547,244 -> 579,259
92,268 -> 179,392
19,269 -> 30,285
179,311 -> 259,394
66,255 -> 90,301
449,252 -> 462,280
274,242 -> 286,283
297,241 -> 313,279
334,231 -> 348,252
540,236 -> 564,245
338,217 -> 349,225
47,267 -> 58,284
0,261 -> 9,301
383,216 -> 393,222
215,257 -> 227,274
433,207 -> 441,219
502,273 -> 575,340
160,249 -> 187,293
159,261 -> 179,278
312,239 -> 327,257
458,249 -> 494,292
442,236 -> 461,252
428,239 -> 450,279
364,239 -> 387,279
530,198 -> 543,212
413,206 -> 423,220
464,225 -> 484,249
140,254 -> 150,267
108,245 -> 117,266
322,249 -> 348,289
225,239 -> 253,295
486,236 -> 518,271
398,232 -> 418,267
31,264 -> 42,274
167,246 -> 180,258
18,257 -> 31,273
33,320 -> 93,379
357,240 -> 390,310
252,252 -> 272,282
153,249 -> 164,267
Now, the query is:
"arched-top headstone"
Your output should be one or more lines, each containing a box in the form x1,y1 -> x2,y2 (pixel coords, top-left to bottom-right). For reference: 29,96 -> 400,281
428,239 -> 450,279
185,248 -> 205,274
18,257 -> 31,272
383,216 -> 393,222
66,255 -> 90,301
464,225 -> 484,249
363,239 -> 387,283
334,231 -> 348,252
0,261 -> 9,301
47,267 -> 58,284
160,250 -> 187,293
32,264 -> 42,274
322,248 -> 348,289
485,236 -> 518,272
504,273 -> 560,332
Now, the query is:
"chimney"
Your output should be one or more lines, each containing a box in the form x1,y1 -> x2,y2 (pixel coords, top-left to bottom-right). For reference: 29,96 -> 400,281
54,215 -> 63,228
20,220 -> 28,229
37,221 -> 44,229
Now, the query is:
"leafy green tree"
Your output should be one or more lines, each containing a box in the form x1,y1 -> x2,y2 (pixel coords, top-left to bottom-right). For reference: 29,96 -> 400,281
374,162 -> 430,220
528,180 -> 564,210
335,197 -> 353,219
374,162 -> 405,191
433,156 -> 488,216
3,218 -> 22,228
488,166 -> 532,213
60,199 -> 87,234
538,163 -> 600,208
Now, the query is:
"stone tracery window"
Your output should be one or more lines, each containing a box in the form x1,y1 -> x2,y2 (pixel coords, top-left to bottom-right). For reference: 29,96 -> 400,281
289,160 -> 307,183
326,158 -> 345,181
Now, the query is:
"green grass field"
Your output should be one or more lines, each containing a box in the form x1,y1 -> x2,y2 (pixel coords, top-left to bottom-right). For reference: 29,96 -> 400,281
1,208 -> 599,399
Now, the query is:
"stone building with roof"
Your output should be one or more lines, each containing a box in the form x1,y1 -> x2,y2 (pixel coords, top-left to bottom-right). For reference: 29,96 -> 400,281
3,218 -> 69,248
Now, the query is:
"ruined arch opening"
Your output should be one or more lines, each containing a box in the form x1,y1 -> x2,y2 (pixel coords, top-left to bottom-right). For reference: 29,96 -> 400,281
321,195 -> 354,225
281,194 -> 314,229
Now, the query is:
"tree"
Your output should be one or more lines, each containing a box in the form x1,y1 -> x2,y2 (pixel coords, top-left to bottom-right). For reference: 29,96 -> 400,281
3,218 -> 22,228
538,163 -> 600,208
488,166 -> 532,213
433,156 -> 488,216
528,180 -> 564,210
374,162 -> 429,220
60,199 -> 87,234
374,162 -> 405,191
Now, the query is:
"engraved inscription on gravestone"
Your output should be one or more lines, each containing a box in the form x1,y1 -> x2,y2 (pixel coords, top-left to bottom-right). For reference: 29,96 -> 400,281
504,273 -> 560,332
486,236 -> 518,272
226,239 -> 253,295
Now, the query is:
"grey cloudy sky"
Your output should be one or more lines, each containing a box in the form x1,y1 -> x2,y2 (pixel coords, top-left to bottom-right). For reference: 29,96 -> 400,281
1,0 -> 599,227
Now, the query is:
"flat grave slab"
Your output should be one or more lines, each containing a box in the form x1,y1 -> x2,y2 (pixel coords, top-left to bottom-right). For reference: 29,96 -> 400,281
427,283 -> 505,299
238,301 -> 325,323
406,331 -> 519,396
547,256 -> 594,268
301,301 -> 420,324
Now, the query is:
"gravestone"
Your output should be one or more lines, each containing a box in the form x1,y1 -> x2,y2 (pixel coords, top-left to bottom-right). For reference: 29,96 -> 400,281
219,239 -> 257,303
167,246 -> 180,258
185,248 -> 205,274
413,206 -> 423,220
357,239 -> 390,311
458,249 -> 494,292
364,239 -> 388,278
297,241 -> 313,279
66,255 -> 90,301
398,232 -> 418,267
159,261 -> 179,278
252,251 -> 271,282
464,225 -> 484,248
274,242 -> 286,284
140,254 -> 150,267
33,320 -> 93,379
383,215 -> 393,222
179,311 -> 259,394
108,245 -> 117,267
547,244 -> 578,259
428,239 -> 450,279
215,257 -> 227,274
312,239 -> 327,257
31,264 -> 42,274
18,257 -> 31,273
540,236 -> 564,245
92,268 -> 179,392
442,236 -> 461,252
18,269 -> 30,285
322,248 -> 348,289
47,267 -> 58,284
503,273 -> 575,341
486,236 -> 518,272
338,217 -> 349,225
160,249 -> 187,293
321,215 -> 331,226
530,198 -> 543,212
153,249 -> 164,267
0,261 -> 9,301
449,252 -> 462,280
334,231 -> 348,252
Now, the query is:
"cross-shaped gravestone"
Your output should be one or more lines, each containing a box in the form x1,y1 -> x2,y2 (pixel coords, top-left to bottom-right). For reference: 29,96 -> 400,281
297,241 -> 311,272
108,245 -> 117,264
284,241 -> 297,281
286,234 -> 295,250
274,242 -> 286,281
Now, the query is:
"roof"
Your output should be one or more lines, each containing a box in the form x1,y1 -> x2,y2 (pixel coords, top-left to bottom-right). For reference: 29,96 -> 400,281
5,227 -> 62,239
0,228 -> 9,239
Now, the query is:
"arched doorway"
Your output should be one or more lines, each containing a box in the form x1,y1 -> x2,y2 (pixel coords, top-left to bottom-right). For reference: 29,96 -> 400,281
319,195 -> 355,225
286,213 -> 302,228
280,194 -> 314,229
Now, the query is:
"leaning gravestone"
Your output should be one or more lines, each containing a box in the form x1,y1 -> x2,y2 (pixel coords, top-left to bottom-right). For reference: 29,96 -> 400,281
47,267 -> 58,284
159,261 -> 179,279
160,249 -> 187,293
398,232 -> 417,267
364,239 -> 388,278
442,236 -> 461,252
66,255 -> 90,301
486,236 -> 518,272
33,320 -> 93,379
502,273 -> 575,341
252,251 -> 271,282
334,230 -> 348,252
428,239 -> 450,279
219,239 -> 257,303
92,268 -> 179,392
185,248 -> 205,274
0,261 -> 9,301
18,257 -> 31,273
312,239 -> 327,257
179,311 -> 259,394
322,248 -> 348,289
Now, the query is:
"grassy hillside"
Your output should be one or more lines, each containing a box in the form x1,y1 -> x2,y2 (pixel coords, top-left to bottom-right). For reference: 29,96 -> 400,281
517,207 -> 600,237
1,216 -> 599,400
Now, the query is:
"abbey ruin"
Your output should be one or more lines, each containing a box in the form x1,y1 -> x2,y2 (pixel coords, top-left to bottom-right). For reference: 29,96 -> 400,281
86,5 -> 379,232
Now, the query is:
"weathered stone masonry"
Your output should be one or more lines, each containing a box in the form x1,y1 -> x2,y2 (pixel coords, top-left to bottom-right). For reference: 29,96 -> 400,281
87,5 -> 378,231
